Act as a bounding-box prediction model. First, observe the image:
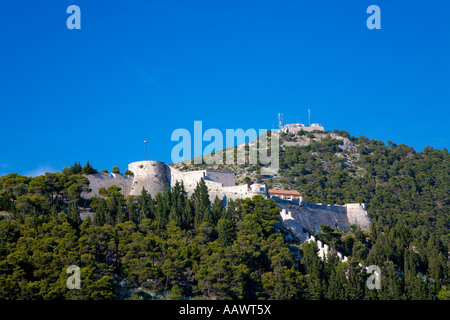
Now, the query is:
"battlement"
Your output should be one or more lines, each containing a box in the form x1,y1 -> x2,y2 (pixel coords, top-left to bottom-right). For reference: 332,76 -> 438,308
82,160 -> 371,236
84,161 -> 260,202
305,235 -> 348,262
282,123 -> 325,133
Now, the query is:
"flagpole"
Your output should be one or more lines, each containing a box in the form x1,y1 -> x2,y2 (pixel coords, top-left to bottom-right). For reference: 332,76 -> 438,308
144,139 -> 148,161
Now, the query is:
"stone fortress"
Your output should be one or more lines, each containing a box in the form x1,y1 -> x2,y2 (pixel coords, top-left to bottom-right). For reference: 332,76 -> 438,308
82,160 -> 371,242
82,160 -> 268,202
282,122 -> 325,133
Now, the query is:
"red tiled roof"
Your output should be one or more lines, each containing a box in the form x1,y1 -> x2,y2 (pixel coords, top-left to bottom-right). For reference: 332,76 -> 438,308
268,189 -> 301,196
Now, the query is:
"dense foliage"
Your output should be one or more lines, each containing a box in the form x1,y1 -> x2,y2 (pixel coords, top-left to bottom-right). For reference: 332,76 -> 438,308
0,170 -> 302,299
0,132 -> 449,300
274,131 -> 449,248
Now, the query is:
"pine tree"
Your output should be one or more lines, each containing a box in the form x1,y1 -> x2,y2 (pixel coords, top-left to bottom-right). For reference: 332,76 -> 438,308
192,178 -> 211,229
155,192 -> 169,230
138,188 -> 153,221
217,218 -> 234,246
82,161 -> 97,175
182,199 -> 193,230
116,203 -> 126,224
210,196 -> 225,227
93,202 -> 106,225
168,206 -> 182,227
126,197 -> 137,222
68,203 -> 81,227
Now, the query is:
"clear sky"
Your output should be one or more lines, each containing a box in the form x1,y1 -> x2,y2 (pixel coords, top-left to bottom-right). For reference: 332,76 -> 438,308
0,0 -> 449,176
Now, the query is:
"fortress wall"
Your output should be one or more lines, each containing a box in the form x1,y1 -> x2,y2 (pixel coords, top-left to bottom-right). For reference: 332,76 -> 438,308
171,169 -> 206,190
201,184 -> 250,202
346,203 -> 367,210
169,168 -> 244,202
204,180 -> 224,191
277,200 -> 371,240
128,161 -> 169,197
83,160 -> 371,236
82,172 -> 133,198
205,170 -> 235,187
346,203 -> 371,231
278,201 -> 349,234
287,126 -> 325,133
279,209 -> 310,242
221,184 -> 249,195
302,202 -> 347,213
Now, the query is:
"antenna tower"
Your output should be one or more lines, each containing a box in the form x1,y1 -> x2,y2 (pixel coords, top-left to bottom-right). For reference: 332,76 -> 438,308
278,113 -> 284,130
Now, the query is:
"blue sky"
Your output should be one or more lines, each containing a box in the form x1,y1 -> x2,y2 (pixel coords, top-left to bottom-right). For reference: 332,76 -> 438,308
0,0 -> 449,176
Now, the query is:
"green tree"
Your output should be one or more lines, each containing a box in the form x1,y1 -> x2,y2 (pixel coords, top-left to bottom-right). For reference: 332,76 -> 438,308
192,178 -> 211,229
82,161 -> 98,175
210,196 -> 225,227
217,218 -> 234,246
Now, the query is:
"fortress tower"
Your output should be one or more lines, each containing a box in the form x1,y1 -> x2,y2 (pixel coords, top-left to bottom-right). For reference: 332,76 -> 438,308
128,161 -> 170,197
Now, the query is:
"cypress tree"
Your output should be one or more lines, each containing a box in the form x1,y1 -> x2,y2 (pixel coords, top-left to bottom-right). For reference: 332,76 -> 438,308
210,196 -> 225,227
183,198 -> 193,230
217,218 -> 234,246
192,178 -> 211,229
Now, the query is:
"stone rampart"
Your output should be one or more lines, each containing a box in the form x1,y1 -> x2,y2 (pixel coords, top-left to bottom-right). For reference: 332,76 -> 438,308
81,172 -> 133,198
278,200 -> 371,241
205,170 -> 235,187
128,161 -> 170,197
82,161 -> 371,238
346,203 -> 371,230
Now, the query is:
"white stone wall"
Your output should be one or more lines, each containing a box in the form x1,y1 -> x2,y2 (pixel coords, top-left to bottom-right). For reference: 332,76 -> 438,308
82,172 -> 133,198
170,168 -> 206,191
346,203 -> 371,230
128,161 -> 170,197
83,161 -> 371,239
205,170 -> 235,187
169,167 -> 253,202
306,234 -> 348,262
278,200 -> 371,241
283,124 -> 325,133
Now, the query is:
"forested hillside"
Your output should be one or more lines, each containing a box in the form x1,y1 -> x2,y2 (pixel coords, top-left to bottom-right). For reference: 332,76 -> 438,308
273,130 -> 449,251
0,129 -> 449,300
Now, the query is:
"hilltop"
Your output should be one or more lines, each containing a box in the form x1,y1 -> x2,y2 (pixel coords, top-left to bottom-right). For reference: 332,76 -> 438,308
173,128 -> 449,247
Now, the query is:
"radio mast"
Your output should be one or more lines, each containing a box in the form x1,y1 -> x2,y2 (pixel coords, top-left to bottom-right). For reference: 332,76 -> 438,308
278,113 -> 284,130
